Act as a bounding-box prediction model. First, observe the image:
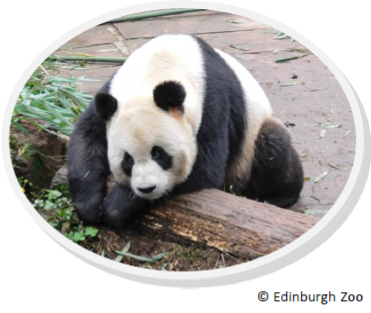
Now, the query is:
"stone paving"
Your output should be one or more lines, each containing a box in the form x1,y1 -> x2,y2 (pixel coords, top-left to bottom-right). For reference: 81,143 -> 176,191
56,10 -> 355,218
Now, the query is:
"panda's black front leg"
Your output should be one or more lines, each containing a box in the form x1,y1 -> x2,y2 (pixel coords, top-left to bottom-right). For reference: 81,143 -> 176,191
67,102 -> 111,225
102,183 -> 150,228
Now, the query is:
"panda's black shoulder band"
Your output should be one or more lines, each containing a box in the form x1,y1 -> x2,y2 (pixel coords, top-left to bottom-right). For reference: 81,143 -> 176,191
153,81 -> 186,113
94,92 -> 118,121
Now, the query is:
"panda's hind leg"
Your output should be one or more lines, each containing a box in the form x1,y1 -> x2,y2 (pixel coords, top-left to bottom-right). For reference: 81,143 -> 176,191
243,117 -> 303,208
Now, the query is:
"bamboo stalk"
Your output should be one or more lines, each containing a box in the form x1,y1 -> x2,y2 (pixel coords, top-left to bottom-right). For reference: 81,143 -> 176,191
48,55 -> 127,63
102,8 -> 205,24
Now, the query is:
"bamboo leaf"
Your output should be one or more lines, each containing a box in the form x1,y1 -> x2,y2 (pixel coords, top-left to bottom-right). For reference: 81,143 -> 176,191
11,122 -> 30,134
78,76 -> 102,82
230,44 -> 250,52
280,81 -> 302,87
275,54 -> 309,63
42,101 -> 73,127
273,32 -> 289,39
115,249 -> 167,264
227,19 -> 246,24
314,171 -> 328,183
115,251 -> 153,262
235,55 -> 252,61
342,130 -> 351,138
114,242 -> 131,262
328,163 -> 341,171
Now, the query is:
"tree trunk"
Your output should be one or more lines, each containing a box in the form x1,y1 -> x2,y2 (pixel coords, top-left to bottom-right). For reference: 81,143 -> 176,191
135,189 -> 317,260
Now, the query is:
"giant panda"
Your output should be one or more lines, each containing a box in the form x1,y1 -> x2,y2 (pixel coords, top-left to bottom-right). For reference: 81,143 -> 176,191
67,34 -> 304,228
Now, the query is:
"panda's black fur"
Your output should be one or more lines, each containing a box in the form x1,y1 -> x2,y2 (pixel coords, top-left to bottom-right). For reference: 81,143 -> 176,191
170,37 -> 247,196
67,35 -> 303,228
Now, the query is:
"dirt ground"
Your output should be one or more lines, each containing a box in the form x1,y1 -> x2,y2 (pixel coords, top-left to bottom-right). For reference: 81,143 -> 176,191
47,9 -> 355,269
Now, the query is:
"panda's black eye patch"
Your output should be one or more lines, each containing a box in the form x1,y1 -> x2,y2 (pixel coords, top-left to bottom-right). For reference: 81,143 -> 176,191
151,146 -> 172,170
151,147 -> 163,160
122,152 -> 134,176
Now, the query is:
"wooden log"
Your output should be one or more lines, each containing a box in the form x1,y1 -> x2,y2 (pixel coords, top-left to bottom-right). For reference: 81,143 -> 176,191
54,165 -> 318,260
136,189 -> 318,260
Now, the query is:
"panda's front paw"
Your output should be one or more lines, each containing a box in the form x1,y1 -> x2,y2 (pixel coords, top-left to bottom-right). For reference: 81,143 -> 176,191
102,184 -> 148,228
75,193 -> 103,225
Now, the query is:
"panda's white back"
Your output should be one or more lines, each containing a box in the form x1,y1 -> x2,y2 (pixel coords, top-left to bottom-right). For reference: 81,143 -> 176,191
215,48 -> 273,183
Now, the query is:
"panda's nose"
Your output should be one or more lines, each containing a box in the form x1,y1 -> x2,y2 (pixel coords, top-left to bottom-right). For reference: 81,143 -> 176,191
138,185 -> 156,194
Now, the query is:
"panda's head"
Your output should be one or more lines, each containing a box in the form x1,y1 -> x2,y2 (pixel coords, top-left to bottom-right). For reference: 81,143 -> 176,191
95,81 -> 197,200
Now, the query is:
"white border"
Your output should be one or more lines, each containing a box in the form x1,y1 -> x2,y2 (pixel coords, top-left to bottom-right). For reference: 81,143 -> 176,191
2,1 -> 369,287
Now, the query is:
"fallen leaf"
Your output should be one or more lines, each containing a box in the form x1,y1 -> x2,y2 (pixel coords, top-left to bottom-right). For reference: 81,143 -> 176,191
114,242 -> 131,262
287,48 -> 311,53
235,55 -> 252,61
342,130 -> 351,138
305,209 -> 317,216
321,122 -> 341,128
275,54 -> 309,63
273,32 -> 289,39
280,81 -> 302,87
227,19 -> 246,24
309,87 -> 326,92
230,44 -> 250,51
314,171 -> 328,183
329,163 -> 341,171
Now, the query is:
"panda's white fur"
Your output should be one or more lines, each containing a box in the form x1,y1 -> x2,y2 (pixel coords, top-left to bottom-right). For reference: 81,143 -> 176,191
67,34 -> 304,227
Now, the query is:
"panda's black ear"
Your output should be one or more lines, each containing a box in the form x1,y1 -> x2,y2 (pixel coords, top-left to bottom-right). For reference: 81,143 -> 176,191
94,93 -> 118,120
153,81 -> 186,113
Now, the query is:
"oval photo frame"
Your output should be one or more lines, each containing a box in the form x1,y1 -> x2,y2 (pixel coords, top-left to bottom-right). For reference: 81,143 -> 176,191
3,1 -> 370,287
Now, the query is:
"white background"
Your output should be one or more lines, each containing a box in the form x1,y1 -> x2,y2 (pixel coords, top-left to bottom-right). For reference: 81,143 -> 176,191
1,0 -> 370,312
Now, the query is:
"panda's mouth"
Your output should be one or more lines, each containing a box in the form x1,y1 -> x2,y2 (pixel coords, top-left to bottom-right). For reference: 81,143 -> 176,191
135,189 -> 164,200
